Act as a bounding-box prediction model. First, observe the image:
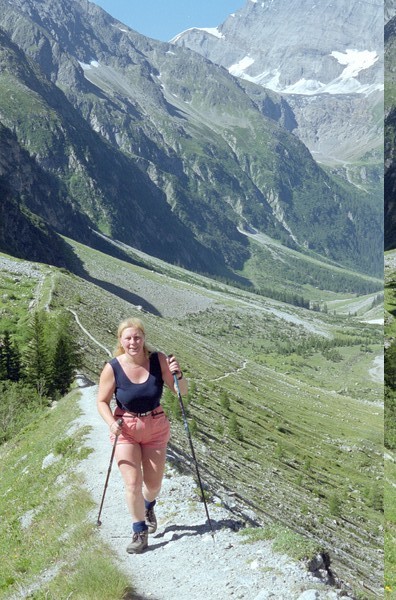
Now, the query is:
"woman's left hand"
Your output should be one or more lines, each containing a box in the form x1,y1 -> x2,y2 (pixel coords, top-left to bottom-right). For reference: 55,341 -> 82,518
167,354 -> 181,377
164,353 -> 187,395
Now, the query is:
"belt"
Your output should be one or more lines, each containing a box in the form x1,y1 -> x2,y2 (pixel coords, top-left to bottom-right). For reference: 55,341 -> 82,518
120,409 -> 164,418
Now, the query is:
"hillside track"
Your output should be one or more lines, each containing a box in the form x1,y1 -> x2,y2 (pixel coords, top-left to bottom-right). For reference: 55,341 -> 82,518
74,384 -> 356,600
1,250 -> 382,598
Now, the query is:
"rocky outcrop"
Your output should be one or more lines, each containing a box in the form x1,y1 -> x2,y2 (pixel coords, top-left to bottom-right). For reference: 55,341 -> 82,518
0,121 -> 85,266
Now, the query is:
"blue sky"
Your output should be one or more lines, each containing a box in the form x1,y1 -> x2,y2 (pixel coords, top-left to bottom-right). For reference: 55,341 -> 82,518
93,0 -> 244,42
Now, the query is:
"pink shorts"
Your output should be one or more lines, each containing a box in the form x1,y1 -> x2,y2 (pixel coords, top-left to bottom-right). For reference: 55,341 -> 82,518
110,408 -> 170,448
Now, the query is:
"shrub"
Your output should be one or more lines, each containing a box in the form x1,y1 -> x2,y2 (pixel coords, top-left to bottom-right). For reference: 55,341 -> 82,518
329,493 -> 342,517
0,381 -> 44,443
220,390 -> 231,411
228,414 -> 243,441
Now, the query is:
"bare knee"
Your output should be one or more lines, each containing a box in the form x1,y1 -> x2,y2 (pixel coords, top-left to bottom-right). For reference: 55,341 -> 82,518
142,470 -> 165,499
118,465 -> 143,497
142,448 -> 167,499
124,476 -> 143,496
143,481 -> 161,498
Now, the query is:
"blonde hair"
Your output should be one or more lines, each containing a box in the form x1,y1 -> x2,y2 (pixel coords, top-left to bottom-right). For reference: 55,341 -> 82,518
114,317 -> 154,358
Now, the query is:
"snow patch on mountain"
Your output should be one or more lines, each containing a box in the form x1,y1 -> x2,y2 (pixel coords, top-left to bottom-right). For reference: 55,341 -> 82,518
171,26 -> 224,43
111,23 -> 129,33
200,27 -> 225,39
228,55 -> 255,77
78,59 -> 100,70
227,48 -> 382,97
331,48 -> 378,78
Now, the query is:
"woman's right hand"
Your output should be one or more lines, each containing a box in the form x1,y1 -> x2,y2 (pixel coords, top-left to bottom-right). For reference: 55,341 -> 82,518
109,419 -> 123,435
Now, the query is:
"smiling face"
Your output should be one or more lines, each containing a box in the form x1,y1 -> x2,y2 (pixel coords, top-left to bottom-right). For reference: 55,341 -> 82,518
120,326 -> 145,357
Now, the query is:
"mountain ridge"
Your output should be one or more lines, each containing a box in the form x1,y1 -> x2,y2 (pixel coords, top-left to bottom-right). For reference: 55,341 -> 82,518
0,0 -> 383,280
172,0 -> 383,169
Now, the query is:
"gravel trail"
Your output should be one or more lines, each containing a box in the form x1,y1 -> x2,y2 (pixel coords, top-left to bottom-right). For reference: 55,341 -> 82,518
74,384 -> 353,600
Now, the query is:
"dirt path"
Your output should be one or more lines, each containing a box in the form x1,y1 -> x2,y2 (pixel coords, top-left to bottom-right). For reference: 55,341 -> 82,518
74,384 -> 352,600
212,360 -> 248,382
68,309 -> 112,357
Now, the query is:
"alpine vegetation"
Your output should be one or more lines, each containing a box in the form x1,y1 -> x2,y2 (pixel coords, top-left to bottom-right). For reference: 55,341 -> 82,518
0,0 -> 384,598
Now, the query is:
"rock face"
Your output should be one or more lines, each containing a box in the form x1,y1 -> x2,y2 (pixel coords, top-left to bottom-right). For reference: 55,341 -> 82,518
385,12 -> 396,249
386,0 -> 396,24
173,0 -> 382,95
172,0 -> 383,166
0,121 -> 84,266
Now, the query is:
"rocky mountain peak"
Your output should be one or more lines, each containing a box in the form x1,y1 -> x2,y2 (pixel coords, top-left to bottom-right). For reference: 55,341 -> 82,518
172,0 -> 383,166
172,0 -> 383,97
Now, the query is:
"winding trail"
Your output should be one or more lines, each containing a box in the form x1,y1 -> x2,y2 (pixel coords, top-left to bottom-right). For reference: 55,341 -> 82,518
212,360 -> 248,382
67,309 -> 112,357
74,384 -> 351,600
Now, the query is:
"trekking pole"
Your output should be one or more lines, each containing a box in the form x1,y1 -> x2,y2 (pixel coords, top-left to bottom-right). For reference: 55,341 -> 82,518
172,372 -> 215,541
97,418 -> 123,526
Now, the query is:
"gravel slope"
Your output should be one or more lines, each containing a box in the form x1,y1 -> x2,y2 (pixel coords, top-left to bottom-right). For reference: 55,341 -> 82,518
75,384 -> 353,600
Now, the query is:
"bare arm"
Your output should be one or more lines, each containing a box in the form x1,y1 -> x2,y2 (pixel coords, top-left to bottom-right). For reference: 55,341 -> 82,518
96,362 -> 121,434
158,352 -> 188,396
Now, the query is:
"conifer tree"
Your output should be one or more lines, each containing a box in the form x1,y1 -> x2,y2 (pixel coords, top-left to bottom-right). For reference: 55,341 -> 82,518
220,390 -> 230,411
228,414 -> 243,441
0,342 -> 5,380
2,331 -> 22,381
49,313 -> 81,395
24,311 -> 50,394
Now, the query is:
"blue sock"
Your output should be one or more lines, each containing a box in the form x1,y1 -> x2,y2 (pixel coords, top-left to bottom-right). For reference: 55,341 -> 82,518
132,520 -> 148,533
144,499 -> 156,510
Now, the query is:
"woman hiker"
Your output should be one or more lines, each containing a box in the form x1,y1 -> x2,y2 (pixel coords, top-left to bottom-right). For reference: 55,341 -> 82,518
97,317 -> 188,553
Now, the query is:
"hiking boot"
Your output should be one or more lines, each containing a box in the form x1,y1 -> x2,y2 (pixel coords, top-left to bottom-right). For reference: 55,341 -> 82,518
126,530 -> 148,554
145,505 -> 157,534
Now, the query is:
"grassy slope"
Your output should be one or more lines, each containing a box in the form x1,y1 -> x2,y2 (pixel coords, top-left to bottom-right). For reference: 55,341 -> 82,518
386,454 -> 396,598
0,244 -> 383,598
385,251 -> 396,599
0,387 -> 136,599
0,257 -> 135,597
239,229 -> 382,304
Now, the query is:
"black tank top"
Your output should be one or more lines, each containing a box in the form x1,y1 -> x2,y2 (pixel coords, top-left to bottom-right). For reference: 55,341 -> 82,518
109,352 -> 164,413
